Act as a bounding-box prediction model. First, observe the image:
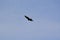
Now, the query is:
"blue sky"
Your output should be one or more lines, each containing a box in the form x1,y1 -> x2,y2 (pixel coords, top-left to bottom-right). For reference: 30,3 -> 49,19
0,0 -> 60,40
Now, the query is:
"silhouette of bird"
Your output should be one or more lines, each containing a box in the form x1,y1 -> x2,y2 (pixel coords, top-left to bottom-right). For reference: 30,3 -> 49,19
24,15 -> 33,21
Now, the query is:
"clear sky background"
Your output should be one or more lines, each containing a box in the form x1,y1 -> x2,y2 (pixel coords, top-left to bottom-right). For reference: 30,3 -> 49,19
0,0 -> 60,40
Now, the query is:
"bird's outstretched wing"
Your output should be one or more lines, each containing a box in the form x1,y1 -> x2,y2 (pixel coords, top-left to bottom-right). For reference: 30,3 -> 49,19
24,15 -> 33,21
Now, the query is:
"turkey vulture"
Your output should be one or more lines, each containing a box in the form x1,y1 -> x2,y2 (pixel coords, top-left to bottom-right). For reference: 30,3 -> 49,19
24,15 -> 33,21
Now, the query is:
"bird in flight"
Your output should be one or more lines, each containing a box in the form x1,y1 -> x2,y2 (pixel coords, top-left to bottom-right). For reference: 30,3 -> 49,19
24,15 -> 33,21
